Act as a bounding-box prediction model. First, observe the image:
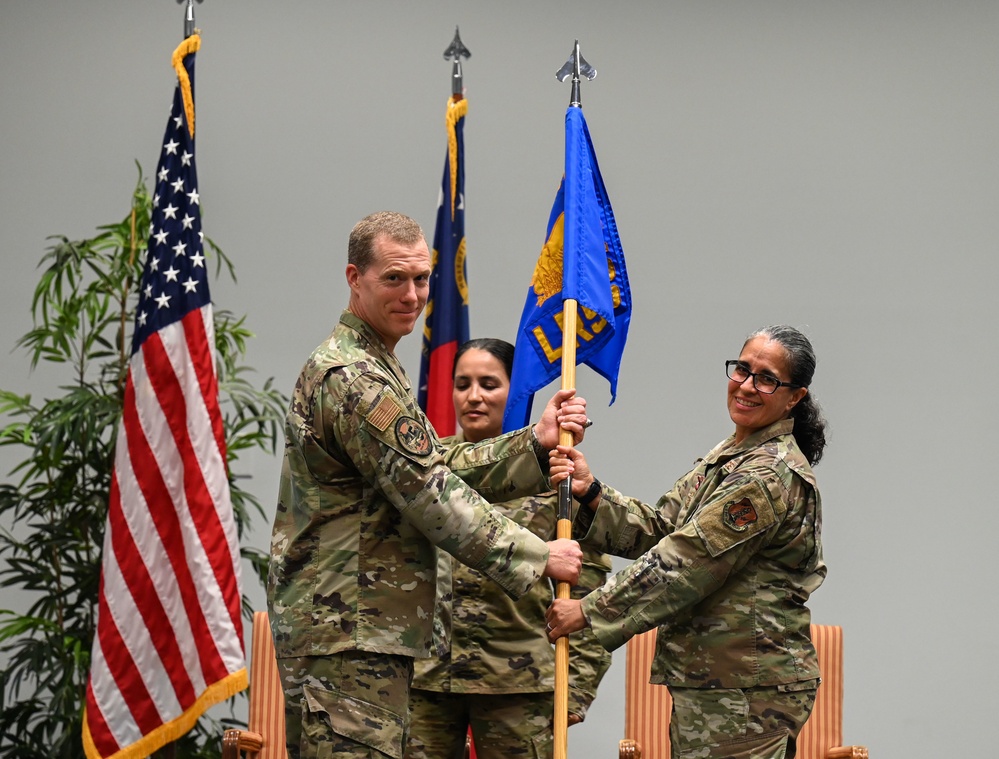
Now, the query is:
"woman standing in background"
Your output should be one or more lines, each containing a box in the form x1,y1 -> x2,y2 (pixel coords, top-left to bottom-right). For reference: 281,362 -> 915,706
406,338 -> 612,759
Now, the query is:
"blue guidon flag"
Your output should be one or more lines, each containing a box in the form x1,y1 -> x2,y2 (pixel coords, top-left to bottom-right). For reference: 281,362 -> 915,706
503,106 -> 632,432
418,94 -> 470,435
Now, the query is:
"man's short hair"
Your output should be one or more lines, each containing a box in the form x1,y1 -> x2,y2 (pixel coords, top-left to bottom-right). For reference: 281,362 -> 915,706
348,212 -> 425,272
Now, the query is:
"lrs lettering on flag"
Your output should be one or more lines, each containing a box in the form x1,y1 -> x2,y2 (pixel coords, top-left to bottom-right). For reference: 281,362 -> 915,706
503,106 -> 631,433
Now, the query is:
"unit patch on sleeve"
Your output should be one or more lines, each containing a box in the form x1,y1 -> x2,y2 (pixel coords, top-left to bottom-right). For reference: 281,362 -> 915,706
395,416 -> 432,456
722,497 -> 758,532
695,478 -> 777,557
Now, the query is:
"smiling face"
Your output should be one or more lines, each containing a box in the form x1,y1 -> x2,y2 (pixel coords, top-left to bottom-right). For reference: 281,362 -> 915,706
345,232 -> 431,352
727,336 -> 808,444
452,348 -> 511,443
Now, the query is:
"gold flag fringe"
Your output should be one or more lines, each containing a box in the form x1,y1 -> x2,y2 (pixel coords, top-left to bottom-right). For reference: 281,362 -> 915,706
171,33 -> 201,138
445,95 -> 468,221
83,667 -> 248,759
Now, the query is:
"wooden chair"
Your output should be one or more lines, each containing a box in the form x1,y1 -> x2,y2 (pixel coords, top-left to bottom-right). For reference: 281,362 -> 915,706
222,611 -> 288,759
619,624 -> 868,759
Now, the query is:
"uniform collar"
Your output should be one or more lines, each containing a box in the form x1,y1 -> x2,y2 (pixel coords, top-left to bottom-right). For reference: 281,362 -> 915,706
704,418 -> 795,465
337,310 -> 411,388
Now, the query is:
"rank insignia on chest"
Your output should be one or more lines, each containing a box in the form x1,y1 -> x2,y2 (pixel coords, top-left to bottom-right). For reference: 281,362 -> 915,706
722,497 -> 758,531
395,416 -> 432,456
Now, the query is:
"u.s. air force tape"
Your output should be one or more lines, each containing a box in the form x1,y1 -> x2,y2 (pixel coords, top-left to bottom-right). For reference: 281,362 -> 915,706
394,416 -> 432,456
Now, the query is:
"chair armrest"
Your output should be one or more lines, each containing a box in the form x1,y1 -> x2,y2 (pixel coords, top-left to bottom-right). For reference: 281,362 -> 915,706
619,738 -> 642,759
827,746 -> 868,759
222,728 -> 264,759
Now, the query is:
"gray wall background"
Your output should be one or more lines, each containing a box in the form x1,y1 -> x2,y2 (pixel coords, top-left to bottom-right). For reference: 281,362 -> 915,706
2,2 -> 996,757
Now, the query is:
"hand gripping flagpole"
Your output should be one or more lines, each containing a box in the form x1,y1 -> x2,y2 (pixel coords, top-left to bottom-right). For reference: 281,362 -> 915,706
553,39 -> 596,759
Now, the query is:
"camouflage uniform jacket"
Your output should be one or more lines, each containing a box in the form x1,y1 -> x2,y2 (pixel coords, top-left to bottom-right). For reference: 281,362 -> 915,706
268,311 -> 552,661
575,418 -> 825,689
414,433 -> 612,719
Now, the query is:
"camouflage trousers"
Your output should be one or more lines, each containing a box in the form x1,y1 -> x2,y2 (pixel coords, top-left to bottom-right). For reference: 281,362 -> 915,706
277,650 -> 415,759
668,681 -> 818,759
405,688 -> 555,759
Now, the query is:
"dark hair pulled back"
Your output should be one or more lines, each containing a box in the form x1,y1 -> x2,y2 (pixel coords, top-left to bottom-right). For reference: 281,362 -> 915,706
746,325 -> 828,466
452,338 -> 515,381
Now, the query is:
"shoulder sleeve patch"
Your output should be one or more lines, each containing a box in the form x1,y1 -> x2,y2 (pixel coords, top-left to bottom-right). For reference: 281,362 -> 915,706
367,393 -> 403,432
695,478 -> 778,557
394,416 -> 433,457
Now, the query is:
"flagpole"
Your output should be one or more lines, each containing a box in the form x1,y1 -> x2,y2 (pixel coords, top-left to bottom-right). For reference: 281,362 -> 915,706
553,39 -> 597,759
181,0 -> 203,39
553,299 -> 577,759
156,7 -> 205,759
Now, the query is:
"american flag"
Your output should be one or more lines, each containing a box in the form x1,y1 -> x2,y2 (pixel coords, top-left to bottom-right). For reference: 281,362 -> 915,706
83,34 -> 247,759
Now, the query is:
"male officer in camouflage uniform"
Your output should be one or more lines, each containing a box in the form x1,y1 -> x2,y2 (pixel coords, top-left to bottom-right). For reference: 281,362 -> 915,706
268,211 -> 586,759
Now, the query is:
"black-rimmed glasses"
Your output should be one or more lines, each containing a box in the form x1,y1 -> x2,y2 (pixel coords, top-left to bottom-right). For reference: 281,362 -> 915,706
725,360 -> 802,394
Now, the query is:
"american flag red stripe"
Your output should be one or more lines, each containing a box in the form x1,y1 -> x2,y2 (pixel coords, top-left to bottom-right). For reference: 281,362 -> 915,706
121,335 -> 232,684
141,320 -> 241,638
106,466 -> 199,705
83,34 -> 247,759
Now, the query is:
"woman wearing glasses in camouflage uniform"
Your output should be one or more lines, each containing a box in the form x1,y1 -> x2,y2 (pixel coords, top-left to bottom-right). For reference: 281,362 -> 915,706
546,325 -> 828,759
406,338 -> 612,759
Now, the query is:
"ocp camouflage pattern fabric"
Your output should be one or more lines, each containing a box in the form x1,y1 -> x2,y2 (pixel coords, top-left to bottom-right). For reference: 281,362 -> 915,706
413,486 -> 611,718
576,418 -> 825,690
268,311 -> 554,663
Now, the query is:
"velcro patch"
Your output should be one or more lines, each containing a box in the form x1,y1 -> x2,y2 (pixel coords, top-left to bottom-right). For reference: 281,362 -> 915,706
367,394 -> 402,432
695,479 -> 777,557
394,416 -> 433,456
722,497 -> 758,532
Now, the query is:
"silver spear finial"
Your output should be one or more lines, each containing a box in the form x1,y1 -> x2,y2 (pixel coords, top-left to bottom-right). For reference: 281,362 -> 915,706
443,26 -> 472,98
555,40 -> 596,108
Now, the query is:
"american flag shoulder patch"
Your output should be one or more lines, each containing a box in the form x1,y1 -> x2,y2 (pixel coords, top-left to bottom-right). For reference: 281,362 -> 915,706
367,394 -> 403,432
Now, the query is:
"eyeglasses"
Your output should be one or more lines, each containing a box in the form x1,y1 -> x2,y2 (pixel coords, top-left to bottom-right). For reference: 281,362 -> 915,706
725,360 -> 802,395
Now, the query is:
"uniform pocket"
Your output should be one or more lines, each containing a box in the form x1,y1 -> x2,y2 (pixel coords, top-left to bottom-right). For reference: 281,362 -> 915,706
529,722 -> 555,759
678,728 -> 789,759
302,683 -> 407,759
